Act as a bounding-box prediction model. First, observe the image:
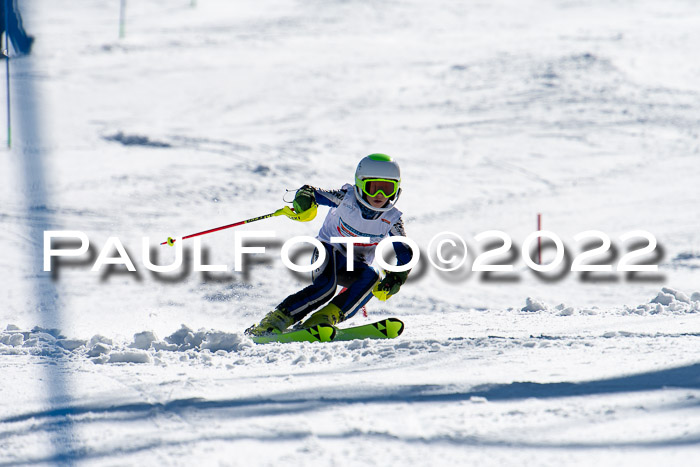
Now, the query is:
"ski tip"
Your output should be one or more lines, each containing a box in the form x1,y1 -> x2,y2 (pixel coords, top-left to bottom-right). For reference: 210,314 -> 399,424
384,318 -> 404,338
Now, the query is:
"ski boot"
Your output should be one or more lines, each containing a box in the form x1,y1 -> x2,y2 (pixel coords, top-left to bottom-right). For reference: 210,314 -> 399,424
301,303 -> 343,328
245,308 -> 295,336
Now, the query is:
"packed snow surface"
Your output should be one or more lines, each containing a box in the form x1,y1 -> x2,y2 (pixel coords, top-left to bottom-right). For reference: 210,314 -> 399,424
1,0 -> 699,465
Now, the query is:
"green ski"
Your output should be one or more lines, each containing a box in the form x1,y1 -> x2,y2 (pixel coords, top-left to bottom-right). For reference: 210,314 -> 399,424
250,323 -> 336,344
333,318 -> 405,341
250,318 -> 404,344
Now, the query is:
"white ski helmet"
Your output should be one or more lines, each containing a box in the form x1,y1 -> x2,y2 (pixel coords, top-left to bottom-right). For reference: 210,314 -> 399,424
354,153 -> 402,212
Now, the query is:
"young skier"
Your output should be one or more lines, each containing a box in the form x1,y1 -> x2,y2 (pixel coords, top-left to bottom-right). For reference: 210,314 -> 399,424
245,153 -> 413,336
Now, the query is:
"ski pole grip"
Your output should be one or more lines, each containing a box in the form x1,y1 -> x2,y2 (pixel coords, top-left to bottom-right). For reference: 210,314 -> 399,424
275,204 -> 318,222
372,284 -> 391,301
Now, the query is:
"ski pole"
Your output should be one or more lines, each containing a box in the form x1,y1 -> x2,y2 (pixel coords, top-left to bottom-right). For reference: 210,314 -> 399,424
161,204 -> 317,246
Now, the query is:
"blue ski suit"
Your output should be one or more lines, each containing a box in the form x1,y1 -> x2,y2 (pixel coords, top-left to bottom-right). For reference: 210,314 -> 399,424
279,184 -> 412,323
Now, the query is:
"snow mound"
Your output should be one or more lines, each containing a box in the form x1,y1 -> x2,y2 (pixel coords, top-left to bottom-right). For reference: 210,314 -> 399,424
519,298 -> 578,315
158,325 -> 252,352
88,343 -> 111,358
0,323 -> 252,363
0,332 -> 24,346
652,287 -> 692,304
628,288 -> 700,315
164,324 -> 206,350
0,326 -> 74,356
201,331 -> 251,352
130,331 -> 159,350
521,297 -> 548,312
555,303 -> 575,316
57,339 -> 87,351
89,335 -> 113,347
516,290 -> 699,317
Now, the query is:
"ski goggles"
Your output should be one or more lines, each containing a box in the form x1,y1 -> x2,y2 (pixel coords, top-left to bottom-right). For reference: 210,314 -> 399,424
357,178 -> 400,198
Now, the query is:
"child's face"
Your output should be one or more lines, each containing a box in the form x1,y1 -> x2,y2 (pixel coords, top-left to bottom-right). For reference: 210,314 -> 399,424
366,192 -> 389,208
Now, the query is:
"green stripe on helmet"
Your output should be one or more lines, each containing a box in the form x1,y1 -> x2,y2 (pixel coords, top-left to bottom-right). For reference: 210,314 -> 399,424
367,153 -> 392,162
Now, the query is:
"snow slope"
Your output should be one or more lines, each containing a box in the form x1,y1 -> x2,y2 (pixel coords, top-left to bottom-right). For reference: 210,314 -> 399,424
1,0 -> 699,465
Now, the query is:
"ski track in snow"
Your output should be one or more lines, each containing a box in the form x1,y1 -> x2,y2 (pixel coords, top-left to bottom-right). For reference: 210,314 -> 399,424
1,0 -> 700,465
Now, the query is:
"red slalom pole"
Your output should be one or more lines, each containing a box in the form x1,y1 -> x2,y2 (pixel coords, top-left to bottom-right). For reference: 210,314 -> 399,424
161,205 -> 318,246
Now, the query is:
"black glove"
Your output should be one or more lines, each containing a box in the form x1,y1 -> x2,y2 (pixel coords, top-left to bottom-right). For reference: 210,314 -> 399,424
377,270 -> 409,296
293,185 -> 316,213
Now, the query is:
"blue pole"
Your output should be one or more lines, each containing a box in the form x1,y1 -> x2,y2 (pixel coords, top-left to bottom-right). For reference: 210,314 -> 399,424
119,0 -> 126,39
5,46 -> 9,149
3,0 -> 10,148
